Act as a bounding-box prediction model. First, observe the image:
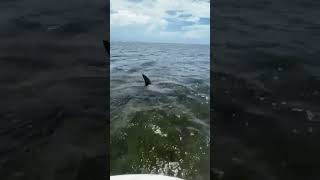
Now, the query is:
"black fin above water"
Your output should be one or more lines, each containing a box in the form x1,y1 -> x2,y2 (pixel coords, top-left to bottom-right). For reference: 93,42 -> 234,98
142,74 -> 151,86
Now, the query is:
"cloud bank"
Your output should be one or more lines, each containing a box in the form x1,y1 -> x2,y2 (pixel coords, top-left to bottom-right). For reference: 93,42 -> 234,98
111,0 -> 210,44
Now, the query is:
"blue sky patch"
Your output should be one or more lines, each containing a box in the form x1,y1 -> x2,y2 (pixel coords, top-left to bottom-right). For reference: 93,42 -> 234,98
198,17 -> 210,25
164,18 -> 195,32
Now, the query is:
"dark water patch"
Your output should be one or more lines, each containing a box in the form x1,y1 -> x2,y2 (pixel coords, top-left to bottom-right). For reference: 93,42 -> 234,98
0,0 -> 19,3
48,22 -> 90,36
7,16 -> 45,33
176,97 -> 209,120
111,95 -> 133,111
213,0 -> 320,178
111,55 -> 122,58
222,15 -> 250,26
111,67 -> 124,72
141,61 -> 156,67
77,58 -> 106,67
298,1 -> 320,8
27,9 -> 64,17
46,19 -> 104,37
245,50 -> 304,71
0,56 -> 54,69
127,67 -> 140,73
59,76 -> 108,89
213,69 -> 320,179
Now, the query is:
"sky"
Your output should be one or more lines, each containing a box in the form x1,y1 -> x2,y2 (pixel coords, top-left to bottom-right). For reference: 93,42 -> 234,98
110,0 -> 210,44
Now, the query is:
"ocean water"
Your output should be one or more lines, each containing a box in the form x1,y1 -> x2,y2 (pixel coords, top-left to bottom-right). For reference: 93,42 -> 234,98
212,0 -> 320,179
110,42 -> 210,180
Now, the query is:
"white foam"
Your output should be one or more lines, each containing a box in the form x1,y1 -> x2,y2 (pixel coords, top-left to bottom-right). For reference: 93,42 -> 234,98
150,125 -> 168,137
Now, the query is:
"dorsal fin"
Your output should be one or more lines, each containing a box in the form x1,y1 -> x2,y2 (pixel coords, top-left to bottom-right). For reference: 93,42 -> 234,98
142,74 -> 151,86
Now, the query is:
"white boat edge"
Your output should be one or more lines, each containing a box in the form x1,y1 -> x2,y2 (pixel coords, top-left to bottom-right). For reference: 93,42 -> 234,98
110,174 -> 184,180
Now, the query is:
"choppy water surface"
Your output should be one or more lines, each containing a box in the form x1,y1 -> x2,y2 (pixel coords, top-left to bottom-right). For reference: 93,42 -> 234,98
110,42 -> 210,180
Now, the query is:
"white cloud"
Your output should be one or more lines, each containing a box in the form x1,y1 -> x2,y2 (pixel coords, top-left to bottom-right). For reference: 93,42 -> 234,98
182,25 -> 210,40
111,9 -> 151,26
111,0 -> 210,44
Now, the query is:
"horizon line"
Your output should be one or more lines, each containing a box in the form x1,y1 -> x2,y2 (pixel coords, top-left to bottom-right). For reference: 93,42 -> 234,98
110,40 -> 210,46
